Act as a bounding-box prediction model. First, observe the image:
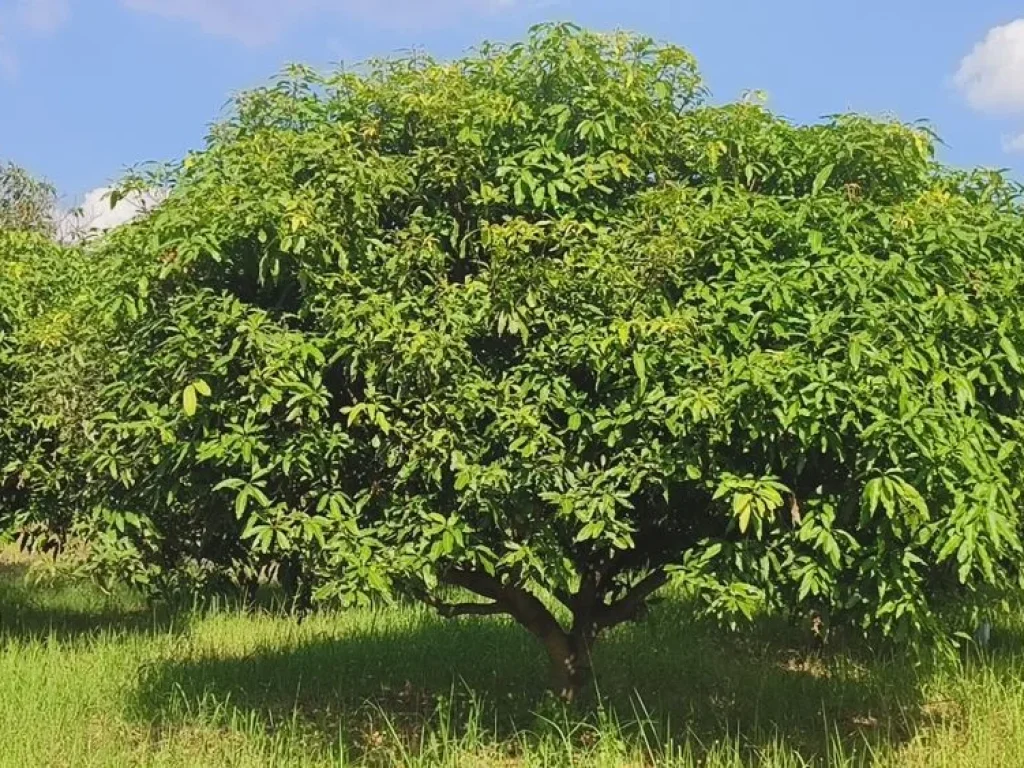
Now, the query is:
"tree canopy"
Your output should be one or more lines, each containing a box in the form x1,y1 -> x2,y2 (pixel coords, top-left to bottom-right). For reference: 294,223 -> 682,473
5,23 -> 1024,699
0,230 -> 87,541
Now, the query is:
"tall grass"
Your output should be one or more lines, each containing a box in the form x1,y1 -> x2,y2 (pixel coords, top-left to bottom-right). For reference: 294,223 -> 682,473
1,552 -> 1022,766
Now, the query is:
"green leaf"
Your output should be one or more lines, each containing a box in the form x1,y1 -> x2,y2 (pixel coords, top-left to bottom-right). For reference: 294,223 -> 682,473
811,163 -> 835,196
1000,336 -> 1022,373
733,493 -> 753,533
235,489 -> 250,519
575,519 -> 606,542
849,337 -> 862,370
182,385 -> 198,417
632,352 -> 647,386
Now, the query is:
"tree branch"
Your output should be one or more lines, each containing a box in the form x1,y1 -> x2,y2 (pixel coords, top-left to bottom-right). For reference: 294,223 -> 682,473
442,568 -> 504,601
595,569 -> 669,630
411,572 -> 510,619
442,567 -> 566,641
571,571 -> 600,623
431,600 -> 508,618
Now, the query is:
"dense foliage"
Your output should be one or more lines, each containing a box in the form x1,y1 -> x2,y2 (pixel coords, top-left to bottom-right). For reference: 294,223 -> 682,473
0,230 -> 92,543
5,25 -> 1024,697
0,161 -> 56,236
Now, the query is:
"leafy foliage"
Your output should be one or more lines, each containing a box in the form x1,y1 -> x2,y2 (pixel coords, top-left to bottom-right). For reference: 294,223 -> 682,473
0,231 -> 93,542
0,162 -> 56,236
7,24 -> 1024,696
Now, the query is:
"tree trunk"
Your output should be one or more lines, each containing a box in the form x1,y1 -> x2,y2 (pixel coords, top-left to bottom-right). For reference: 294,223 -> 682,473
438,568 -> 638,702
543,627 -> 595,703
279,554 -> 313,617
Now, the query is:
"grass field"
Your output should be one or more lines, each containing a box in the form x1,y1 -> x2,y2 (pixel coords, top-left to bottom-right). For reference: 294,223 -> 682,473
2,552 -> 1024,766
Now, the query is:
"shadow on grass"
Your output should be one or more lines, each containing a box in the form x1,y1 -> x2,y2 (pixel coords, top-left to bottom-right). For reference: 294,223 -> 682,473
129,597 -> 938,763
0,562 -> 186,640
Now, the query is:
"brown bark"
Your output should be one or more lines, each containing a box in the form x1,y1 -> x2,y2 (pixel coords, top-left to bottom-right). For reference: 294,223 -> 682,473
542,625 -> 596,703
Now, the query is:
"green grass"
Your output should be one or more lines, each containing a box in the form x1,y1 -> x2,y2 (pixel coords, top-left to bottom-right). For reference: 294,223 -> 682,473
2,554 -> 1024,766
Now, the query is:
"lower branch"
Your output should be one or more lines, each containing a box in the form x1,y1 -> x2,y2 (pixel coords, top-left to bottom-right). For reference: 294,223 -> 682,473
596,569 -> 669,630
430,599 -> 507,618
442,568 -> 504,601
413,575 -> 509,619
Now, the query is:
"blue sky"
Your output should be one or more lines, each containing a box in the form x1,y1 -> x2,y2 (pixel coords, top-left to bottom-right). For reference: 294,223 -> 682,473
1,0 -> 1023,205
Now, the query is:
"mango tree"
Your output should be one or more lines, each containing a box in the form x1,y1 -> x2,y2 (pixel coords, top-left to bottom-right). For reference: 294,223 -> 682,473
77,24 -> 1024,699
0,229 -> 103,547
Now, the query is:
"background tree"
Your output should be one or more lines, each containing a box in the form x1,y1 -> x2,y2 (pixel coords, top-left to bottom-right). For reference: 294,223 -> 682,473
45,24 -> 1024,700
0,165 -> 123,553
0,230 -> 92,546
0,161 -> 56,236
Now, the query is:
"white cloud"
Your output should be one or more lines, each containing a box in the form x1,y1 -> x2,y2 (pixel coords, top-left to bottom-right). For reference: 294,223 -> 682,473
16,0 -> 70,33
1003,132 -> 1024,153
57,186 -> 165,243
955,19 -> 1024,113
119,0 -> 517,45
956,19 -> 1024,157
